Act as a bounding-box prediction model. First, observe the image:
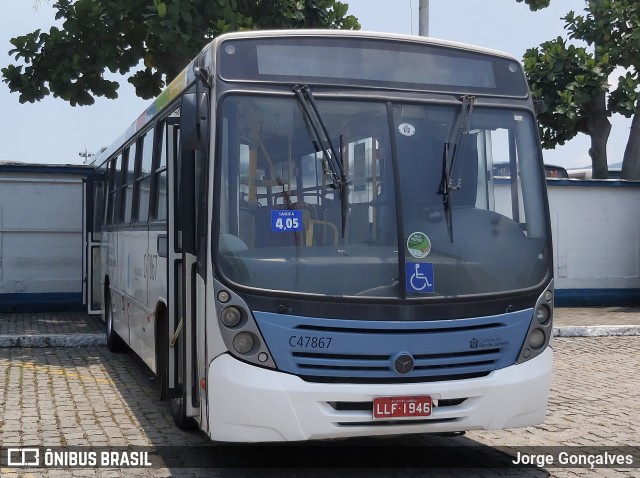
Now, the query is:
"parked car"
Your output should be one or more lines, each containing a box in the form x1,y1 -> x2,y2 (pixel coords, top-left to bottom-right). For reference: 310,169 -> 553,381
492,162 -> 568,179
544,164 -> 569,179
567,168 -> 621,179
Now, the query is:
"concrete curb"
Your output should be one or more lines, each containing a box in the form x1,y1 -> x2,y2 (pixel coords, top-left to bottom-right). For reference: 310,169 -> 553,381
1,327 -> 639,348
0,334 -> 106,348
553,325 -> 640,337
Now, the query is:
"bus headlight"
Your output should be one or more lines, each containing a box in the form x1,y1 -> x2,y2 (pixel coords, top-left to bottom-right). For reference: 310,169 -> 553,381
528,328 -> 546,349
221,306 -> 242,328
214,280 -> 277,369
233,332 -> 255,354
517,282 -> 554,364
535,304 -> 551,325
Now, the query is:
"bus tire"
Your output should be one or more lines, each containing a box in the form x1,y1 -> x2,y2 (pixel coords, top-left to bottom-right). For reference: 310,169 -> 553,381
105,290 -> 126,353
156,307 -> 168,401
170,323 -> 198,430
170,393 -> 197,431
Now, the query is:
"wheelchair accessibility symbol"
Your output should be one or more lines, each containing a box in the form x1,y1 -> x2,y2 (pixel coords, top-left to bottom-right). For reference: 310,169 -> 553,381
406,262 -> 434,293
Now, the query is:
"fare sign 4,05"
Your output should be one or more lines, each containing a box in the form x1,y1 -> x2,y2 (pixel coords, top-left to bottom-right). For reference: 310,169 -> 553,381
373,395 -> 432,419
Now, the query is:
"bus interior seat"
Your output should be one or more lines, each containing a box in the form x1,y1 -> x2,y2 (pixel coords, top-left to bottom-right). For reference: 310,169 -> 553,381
219,233 -> 249,254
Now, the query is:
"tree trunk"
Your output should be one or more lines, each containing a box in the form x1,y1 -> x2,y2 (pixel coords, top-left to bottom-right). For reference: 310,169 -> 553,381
587,23 -> 611,180
621,105 -> 640,181
587,91 -> 611,179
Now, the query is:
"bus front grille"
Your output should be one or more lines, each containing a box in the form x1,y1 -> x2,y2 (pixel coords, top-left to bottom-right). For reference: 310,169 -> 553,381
292,349 -> 501,380
253,309 -> 533,382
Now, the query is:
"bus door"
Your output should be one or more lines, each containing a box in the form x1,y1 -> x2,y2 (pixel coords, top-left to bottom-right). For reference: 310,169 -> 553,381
82,174 -> 104,315
166,119 -> 201,425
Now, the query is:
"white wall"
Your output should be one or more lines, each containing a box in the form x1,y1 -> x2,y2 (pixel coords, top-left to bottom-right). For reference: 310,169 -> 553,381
1,167 -> 637,306
0,171 -> 84,296
547,180 -> 640,293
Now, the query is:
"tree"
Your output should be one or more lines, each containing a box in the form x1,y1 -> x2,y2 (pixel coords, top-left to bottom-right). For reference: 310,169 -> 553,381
2,0 -> 360,106
568,0 -> 640,180
516,0 -> 551,11
1,0 -> 553,108
523,0 -> 640,180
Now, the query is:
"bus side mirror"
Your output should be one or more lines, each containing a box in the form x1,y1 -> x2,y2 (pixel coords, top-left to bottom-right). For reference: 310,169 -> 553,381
534,99 -> 546,115
180,92 -> 210,151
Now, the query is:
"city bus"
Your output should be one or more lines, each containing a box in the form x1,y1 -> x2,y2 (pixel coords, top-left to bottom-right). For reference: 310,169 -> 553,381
86,30 -> 554,442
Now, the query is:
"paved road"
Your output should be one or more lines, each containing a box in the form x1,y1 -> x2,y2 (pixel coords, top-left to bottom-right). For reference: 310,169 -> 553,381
0,336 -> 639,477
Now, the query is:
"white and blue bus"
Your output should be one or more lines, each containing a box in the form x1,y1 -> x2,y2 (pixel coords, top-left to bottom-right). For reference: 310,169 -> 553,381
87,30 -> 554,442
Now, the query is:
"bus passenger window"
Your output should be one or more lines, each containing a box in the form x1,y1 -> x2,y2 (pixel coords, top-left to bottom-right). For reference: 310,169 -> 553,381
153,123 -> 168,222
121,142 -> 136,224
110,154 -> 123,225
105,157 -> 116,226
136,130 -> 154,223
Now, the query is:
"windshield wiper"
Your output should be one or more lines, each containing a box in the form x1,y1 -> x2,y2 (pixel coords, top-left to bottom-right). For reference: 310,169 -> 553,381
293,85 -> 349,238
438,95 -> 475,242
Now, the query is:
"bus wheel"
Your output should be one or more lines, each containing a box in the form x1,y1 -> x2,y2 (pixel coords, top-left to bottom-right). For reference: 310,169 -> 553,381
156,309 -> 168,401
170,324 -> 198,430
105,291 -> 126,353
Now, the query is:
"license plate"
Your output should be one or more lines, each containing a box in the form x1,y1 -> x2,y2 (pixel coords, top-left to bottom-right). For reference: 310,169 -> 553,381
373,395 -> 432,419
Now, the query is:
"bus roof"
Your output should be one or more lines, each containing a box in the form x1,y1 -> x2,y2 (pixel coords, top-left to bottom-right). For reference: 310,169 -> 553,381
92,30 -> 522,167
220,29 -> 520,61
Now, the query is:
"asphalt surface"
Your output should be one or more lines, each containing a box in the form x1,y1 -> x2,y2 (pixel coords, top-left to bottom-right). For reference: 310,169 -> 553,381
0,307 -> 638,477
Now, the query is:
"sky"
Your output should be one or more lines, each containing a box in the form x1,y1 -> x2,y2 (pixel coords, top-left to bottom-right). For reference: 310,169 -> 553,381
0,0 -> 630,169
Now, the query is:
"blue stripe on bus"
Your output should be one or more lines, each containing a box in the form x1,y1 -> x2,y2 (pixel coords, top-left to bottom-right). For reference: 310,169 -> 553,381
254,309 -> 532,380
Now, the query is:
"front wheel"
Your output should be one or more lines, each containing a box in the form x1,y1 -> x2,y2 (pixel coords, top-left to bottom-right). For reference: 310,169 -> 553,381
105,290 -> 126,353
170,320 -> 198,430
156,310 -> 168,401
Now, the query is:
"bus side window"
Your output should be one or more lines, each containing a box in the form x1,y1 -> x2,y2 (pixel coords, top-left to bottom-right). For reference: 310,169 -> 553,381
93,176 -> 105,238
121,142 -> 137,224
110,154 -> 123,225
104,157 -> 115,226
136,130 -> 154,223
152,121 -> 168,222
195,149 -> 208,268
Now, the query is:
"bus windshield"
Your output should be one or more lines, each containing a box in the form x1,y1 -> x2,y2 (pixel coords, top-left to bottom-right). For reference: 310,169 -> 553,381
216,94 -> 549,298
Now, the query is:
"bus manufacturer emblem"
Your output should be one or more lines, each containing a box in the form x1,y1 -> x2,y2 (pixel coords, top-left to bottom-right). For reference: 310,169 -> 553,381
392,352 -> 415,375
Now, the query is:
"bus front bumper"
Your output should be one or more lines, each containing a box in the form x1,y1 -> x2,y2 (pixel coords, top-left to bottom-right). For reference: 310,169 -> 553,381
207,347 -> 552,442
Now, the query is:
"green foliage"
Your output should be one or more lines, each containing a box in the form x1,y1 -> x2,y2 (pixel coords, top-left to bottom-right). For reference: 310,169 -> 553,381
524,37 -> 610,148
524,0 -> 640,178
565,0 -> 640,118
609,72 -> 640,117
2,0 -> 360,106
516,0 -> 551,11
